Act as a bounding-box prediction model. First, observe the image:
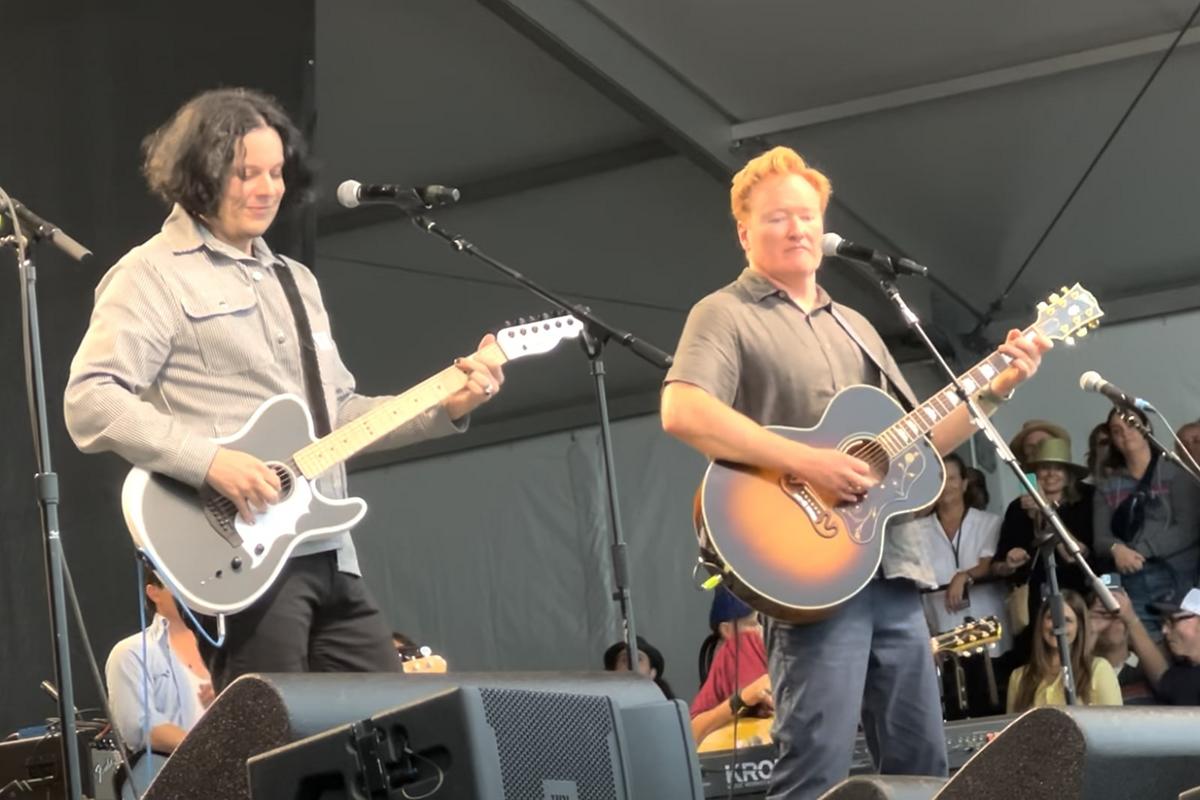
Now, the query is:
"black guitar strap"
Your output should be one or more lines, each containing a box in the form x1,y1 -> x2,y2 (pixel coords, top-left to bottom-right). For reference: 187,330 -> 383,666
275,262 -> 333,437
828,305 -> 918,414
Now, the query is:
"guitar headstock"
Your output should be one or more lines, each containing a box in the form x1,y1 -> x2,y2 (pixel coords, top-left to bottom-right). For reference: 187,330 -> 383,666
1031,283 -> 1103,345
932,616 -> 1002,657
495,313 -> 583,361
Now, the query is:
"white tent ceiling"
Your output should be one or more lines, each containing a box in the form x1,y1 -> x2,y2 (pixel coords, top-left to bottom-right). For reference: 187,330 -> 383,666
312,0 -> 1200,463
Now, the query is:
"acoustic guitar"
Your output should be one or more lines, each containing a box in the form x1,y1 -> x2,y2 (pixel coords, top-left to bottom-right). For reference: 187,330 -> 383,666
694,285 -> 1102,622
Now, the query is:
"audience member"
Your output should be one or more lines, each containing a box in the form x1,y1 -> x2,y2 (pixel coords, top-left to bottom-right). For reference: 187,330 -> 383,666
1085,421 -> 1112,485
918,454 -> 1010,654
1094,408 -> 1200,635
963,465 -> 990,511
1114,587 -> 1200,705
1086,587 -> 1155,704
1006,590 -> 1122,712
603,634 -> 675,699
1009,420 -> 1070,471
993,437 -> 1095,629
689,587 -> 770,745
1176,420 -> 1200,470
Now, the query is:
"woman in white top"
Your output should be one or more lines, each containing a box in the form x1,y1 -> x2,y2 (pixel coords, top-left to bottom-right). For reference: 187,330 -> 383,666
918,454 -> 1010,654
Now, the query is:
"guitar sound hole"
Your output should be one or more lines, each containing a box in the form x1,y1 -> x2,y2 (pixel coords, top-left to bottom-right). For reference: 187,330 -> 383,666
844,438 -> 890,484
267,462 -> 295,502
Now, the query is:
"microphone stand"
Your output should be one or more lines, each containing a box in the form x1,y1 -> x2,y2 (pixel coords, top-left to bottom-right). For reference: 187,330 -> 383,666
859,263 -> 1118,706
408,212 -> 675,676
0,196 -> 84,800
1122,410 -> 1200,487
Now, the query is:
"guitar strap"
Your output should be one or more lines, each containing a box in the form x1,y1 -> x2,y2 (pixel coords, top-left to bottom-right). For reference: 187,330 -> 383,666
828,305 -> 918,414
275,262 -> 334,437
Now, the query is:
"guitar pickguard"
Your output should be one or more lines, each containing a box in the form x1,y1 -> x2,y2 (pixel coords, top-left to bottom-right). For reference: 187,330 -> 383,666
840,446 -> 932,543
232,476 -> 316,569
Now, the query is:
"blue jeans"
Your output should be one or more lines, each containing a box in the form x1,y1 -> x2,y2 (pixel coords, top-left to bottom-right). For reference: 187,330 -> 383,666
765,579 -> 947,800
1123,559 -> 1185,639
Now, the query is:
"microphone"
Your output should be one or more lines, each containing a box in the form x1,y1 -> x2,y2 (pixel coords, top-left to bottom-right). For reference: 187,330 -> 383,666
821,233 -> 928,277
1079,371 -> 1154,412
336,180 -> 461,211
0,199 -> 92,262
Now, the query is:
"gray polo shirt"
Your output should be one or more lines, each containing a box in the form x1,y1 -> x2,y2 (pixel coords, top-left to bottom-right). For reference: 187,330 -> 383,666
65,204 -> 465,575
666,267 -> 935,588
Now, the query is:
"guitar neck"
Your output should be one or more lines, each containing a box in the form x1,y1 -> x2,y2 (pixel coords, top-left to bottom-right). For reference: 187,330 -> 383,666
292,340 -> 508,479
875,346 -> 1015,457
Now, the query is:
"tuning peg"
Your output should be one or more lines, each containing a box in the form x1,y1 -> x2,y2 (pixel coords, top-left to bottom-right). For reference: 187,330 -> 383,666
1060,285 -> 1069,293
540,311 -> 551,320
517,316 -> 527,325
1049,292 -> 1061,304
503,320 -> 512,328
1077,328 -> 1088,338
1064,335 -> 1075,346
1089,320 -> 1100,329
1037,301 -> 1048,312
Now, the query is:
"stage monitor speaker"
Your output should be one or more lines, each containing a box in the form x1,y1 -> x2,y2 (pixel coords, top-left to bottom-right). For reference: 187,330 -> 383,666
933,706 -> 1200,800
247,687 -> 703,799
816,775 -> 946,800
248,686 -> 630,799
142,672 -> 668,800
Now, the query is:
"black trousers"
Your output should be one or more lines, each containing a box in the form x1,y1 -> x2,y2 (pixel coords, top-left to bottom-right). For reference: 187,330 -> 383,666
198,552 -> 400,691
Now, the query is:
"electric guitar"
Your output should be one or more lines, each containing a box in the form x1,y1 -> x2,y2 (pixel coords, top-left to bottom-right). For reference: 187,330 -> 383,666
694,285 -> 1102,622
122,314 -> 582,616
931,616 -> 1003,657
696,617 -> 1004,753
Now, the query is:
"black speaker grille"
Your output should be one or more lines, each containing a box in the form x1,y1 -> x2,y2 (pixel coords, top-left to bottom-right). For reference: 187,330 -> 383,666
480,687 -> 620,800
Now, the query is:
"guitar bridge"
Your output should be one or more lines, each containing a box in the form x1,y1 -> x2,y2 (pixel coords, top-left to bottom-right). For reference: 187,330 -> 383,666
779,477 -> 839,539
200,489 -> 243,548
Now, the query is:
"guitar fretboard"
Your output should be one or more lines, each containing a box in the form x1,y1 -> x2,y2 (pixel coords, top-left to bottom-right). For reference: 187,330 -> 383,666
875,350 -> 1013,458
292,341 -> 506,479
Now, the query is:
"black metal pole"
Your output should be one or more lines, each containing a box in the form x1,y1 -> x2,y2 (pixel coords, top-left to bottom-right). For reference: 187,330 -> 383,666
409,214 -> 673,670
19,253 -> 83,800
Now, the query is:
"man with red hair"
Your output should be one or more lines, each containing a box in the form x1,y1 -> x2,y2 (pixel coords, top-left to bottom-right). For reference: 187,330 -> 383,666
661,146 -> 1049,798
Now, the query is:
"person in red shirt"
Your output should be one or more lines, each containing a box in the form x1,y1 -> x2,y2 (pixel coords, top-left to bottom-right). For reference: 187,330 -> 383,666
690,588 -> 771,745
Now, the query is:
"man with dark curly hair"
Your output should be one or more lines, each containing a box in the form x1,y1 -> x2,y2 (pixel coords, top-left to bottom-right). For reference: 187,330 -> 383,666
65,88 -> 505,691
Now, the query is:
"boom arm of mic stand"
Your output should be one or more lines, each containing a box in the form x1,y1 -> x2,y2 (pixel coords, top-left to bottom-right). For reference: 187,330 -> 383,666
1123,410 -> 1200,487
410,214 -> 673,369
868,269 -> 1116,705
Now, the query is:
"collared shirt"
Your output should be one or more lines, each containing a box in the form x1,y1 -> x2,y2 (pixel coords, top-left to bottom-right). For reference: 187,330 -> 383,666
909,508 -> 1011,652
65,205 -> 464,574
105,615 -> 206,752
665,267 -> 935,588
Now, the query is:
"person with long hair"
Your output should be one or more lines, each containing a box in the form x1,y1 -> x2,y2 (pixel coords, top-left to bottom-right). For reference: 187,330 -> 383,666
1093,407 -> 1200,636
65,89 -> 506,692
1007,589 -> 1122,712
992,437 -> 1095,628
918,454 -> 1009,654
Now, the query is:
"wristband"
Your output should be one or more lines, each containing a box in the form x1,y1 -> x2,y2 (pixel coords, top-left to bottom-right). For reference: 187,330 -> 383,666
976,385 -> 1014,412
729,691 -> 749,716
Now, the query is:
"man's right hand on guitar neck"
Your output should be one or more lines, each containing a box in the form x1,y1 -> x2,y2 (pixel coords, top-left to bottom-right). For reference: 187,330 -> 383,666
206,447 -> 281,523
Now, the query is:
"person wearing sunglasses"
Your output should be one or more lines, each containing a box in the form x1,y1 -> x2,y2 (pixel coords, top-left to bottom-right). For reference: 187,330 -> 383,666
1112,587 -> 1200,705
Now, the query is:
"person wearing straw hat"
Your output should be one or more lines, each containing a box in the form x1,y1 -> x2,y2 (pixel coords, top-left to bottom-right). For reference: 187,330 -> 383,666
992,438 -> 1096,668
1009,419 -> 1071,471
